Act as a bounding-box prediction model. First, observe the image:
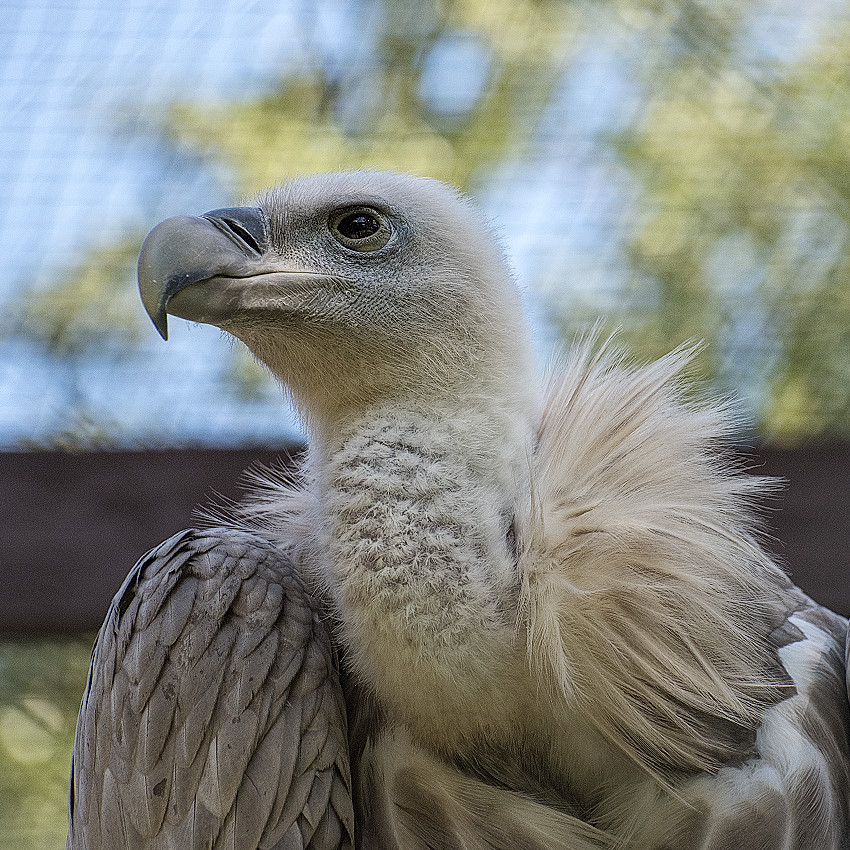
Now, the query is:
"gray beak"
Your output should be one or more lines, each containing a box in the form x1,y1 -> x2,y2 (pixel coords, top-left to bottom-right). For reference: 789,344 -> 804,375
138,207 -> 270,340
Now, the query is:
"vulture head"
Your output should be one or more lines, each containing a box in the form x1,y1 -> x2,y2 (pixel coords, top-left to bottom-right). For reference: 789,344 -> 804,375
139,171 -> 537,439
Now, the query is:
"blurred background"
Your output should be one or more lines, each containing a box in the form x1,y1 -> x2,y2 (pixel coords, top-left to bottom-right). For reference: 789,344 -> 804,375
2,0 -> 849,844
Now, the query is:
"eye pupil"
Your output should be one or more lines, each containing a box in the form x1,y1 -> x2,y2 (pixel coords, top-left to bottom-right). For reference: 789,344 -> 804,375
330,207 -> 392,251
337,212 -> 381,240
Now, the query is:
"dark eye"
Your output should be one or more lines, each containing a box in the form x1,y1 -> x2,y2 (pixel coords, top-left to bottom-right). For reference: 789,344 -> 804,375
338,211 -> 380,240
330,207 -> 392,252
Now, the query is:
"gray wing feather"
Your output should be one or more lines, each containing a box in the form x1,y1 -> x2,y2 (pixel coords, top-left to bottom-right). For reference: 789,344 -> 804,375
67,528 -> 353,850
664,597 -> 850,850
846,622 -> 850,707
766,601 -> 850,849
354,727 -> 616,850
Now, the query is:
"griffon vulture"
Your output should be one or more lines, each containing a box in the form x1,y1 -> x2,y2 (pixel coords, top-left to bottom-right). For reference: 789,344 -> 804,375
68,171 -> 850,849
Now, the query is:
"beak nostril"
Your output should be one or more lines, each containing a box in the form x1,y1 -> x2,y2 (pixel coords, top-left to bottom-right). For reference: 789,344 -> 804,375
201,206 -> 269,256
222,219 -> 261,253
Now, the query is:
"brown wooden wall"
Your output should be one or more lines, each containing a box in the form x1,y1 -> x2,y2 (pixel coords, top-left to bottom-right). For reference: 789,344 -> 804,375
1,444 -> 847,634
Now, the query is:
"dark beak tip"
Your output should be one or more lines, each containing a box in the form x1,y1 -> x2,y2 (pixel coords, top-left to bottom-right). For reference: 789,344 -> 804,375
154,315 -> 169,341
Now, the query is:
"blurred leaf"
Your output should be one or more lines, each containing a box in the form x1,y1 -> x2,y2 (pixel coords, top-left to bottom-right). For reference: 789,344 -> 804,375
19,237 -> 144,355
165,0 -> 573,195
0,638 -> 93,848
226,347 -> 285,401
553,2 -> 850,442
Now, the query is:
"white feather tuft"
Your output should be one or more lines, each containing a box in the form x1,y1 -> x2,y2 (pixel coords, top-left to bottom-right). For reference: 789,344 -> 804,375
519,334 -> 794,779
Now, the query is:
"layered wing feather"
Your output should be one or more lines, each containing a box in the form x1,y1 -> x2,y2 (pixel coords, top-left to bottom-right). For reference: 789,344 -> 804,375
626,598 -> 850,848
67,527 -> 353,850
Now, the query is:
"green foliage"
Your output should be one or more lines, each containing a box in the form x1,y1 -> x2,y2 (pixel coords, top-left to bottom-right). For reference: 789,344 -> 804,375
15,0 -> 850,439
20,237 -> 145,355
166,0 -> 574,195
0,638 -> 93,849
596,5 -> 850,441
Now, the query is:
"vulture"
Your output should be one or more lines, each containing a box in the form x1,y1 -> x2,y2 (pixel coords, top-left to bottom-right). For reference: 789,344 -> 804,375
68,170 -> 850,849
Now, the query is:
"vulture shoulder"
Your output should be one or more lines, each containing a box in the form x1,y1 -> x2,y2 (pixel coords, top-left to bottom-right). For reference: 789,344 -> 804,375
67,527 -> 354,850
520,340 -> 797,774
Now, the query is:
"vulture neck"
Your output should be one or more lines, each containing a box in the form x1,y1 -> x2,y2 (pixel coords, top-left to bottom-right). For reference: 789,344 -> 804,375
310,394 -> 534,747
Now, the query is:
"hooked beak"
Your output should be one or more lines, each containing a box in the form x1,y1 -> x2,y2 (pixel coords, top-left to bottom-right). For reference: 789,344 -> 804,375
138,207 -> 270,340
137,206 -> 350,339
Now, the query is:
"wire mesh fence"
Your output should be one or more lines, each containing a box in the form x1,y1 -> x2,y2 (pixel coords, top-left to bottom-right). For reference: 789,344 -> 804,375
4,0 -> 850,450
3,0 -> 850,844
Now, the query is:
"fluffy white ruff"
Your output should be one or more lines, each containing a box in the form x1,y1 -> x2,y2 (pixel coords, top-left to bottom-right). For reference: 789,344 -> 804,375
519,336 -> 793,779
